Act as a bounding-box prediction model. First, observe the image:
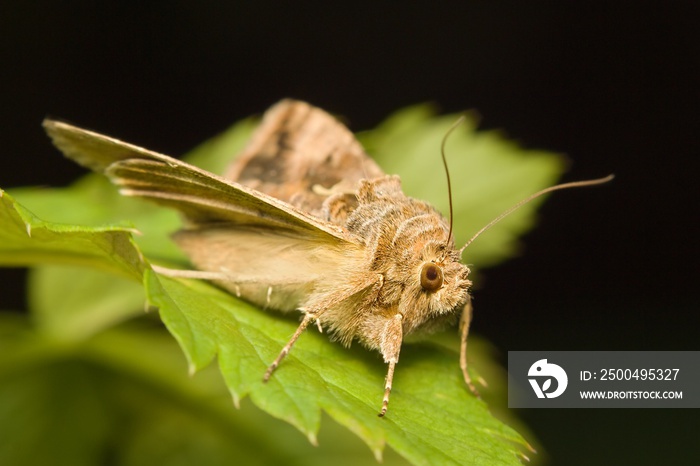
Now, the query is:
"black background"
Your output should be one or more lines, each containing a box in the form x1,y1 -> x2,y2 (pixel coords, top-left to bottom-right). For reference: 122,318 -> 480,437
2,2 -> 698,465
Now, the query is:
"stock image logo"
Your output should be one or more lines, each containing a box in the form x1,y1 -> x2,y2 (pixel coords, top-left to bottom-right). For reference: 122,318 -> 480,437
528,359 -> 568,398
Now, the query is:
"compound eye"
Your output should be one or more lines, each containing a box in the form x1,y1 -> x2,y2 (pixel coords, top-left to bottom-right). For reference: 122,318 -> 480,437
420,262 -> 444,292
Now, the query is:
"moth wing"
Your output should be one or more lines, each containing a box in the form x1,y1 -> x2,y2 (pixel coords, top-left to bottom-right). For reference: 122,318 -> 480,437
43,119 -> 356,244
225,99 -> 385,216
173,226 -> 366,311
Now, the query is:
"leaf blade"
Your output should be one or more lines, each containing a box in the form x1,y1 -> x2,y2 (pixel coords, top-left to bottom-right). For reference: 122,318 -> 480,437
0,189 -> 144,281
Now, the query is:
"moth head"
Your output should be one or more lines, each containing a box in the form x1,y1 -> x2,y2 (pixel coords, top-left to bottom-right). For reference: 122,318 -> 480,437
397,248 -> 470,336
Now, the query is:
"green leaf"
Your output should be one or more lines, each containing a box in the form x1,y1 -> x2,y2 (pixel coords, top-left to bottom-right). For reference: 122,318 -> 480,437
0,189 -> 144,281
0,316 -> 413,466
28,265 -> 146,340
142,273 -> 532,464
0,190 -> 151,339
1,104 -> 562,465
8,176 -> 185,263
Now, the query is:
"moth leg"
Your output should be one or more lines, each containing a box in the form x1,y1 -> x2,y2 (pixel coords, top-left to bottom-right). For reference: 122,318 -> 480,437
265,273 -> 383,383
459,294 -> 481,397
263,312 -> 317,383
380,360 -> 397,418
379,313 -> 403,417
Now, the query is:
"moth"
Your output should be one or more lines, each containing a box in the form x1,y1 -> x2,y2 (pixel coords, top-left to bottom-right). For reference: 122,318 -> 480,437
44,100 -> 612,416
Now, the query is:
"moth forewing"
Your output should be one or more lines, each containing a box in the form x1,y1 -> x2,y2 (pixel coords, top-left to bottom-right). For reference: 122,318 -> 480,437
105,158 -> 353,240
43,119 -> 354,243
224,99 -> 385,216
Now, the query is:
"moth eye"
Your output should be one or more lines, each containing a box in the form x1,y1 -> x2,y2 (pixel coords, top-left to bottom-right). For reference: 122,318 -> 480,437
420,263 -> 444,292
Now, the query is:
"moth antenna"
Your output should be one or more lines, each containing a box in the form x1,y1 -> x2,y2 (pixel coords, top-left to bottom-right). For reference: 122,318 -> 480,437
441,115 -> 466,245
459,174 -> 614,254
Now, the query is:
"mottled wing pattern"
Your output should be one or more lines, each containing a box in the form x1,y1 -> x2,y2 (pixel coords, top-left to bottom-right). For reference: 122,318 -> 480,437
225,99 -> 385,217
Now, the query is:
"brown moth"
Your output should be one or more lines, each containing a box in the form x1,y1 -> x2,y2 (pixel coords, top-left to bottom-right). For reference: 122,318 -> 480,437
43,100 -> 612,416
